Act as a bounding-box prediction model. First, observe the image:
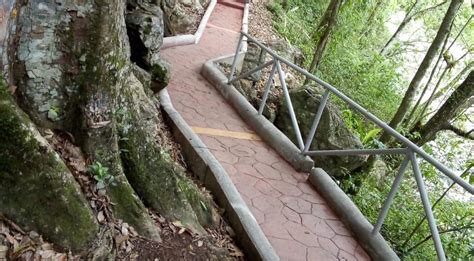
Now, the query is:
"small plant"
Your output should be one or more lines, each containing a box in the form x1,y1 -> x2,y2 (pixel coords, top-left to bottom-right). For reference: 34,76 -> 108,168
89,162 -> 115,189
47,106 -> 61,122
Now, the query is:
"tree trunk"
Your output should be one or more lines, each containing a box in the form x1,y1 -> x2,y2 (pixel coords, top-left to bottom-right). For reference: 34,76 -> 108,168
380,0 -> 418,55
413,70 -> 473,146
305,0 -> 342,82
1,0 -> 218,250
361,0 -> 383,36
0,85 -> 98,251
422,61 -> 473,114
404,18 -> 454,127
379,0 -> 462,143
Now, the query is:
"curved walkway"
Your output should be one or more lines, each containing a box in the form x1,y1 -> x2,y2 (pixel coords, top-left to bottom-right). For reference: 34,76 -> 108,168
161,1 -> 370,260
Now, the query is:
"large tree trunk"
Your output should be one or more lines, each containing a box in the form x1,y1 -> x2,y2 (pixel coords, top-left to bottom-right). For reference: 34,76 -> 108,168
1,0 -> 217,250
379,0 -> 461,143
0,84 -> 98,251
413,71 -> 473,146
305,0 -> 342,82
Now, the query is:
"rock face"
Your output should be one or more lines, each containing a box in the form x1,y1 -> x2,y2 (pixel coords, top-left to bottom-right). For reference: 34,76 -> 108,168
161,0 -> 209,35
126,1 -> 170,93
1,0 -> 217,251
275,86 -> 366,177
266,38 -> 304,67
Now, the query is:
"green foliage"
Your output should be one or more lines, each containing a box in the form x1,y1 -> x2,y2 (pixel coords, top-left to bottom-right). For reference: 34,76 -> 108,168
89,161 -> 115,189
47,106 -> 61,122
267,0 -> 474,259
268,0 -> 404,122
353,167 -> 473,260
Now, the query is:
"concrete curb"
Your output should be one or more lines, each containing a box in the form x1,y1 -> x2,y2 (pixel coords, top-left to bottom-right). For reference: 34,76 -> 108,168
162,0 -> 217,49
159,89 -> 279,261
201,56 -> 399,260
308,168 -> 400,261
201,56 -> 314,172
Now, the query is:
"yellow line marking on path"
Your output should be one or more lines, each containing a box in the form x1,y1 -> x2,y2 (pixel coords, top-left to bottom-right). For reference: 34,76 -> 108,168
191,127 -> 261,141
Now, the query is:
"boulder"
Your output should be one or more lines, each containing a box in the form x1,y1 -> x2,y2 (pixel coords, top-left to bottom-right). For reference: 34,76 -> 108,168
161,0 -> 209,35
266,38 -> 304,67
126,1 -> 164,66
275,86 -> 366,177
126,1 -> 170,92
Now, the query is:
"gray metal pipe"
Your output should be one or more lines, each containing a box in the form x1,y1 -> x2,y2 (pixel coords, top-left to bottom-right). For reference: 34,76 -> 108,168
276,61 -> 305,150
239,32 -> 473,194
372,156 -> 410,235
409,151 -> 446,261
305,148 -> 408,156
229,33 -> 245,83
303,89 -> 330,152
228,60 -> 274,84
258,61 -> 277,115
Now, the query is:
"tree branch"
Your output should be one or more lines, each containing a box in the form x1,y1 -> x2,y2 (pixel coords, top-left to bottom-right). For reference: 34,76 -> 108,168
444,125 -> 474,140
406,224 -> 474,253
409,1 -> 448,20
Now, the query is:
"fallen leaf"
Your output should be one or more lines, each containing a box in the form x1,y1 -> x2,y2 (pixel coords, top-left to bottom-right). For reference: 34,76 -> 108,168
115,235 -> 129,246
171,221 -> 183,228
197,240 -> 203,247
121,223 -> 129,236
97,211 -> 105,223
8,85 -> 17,95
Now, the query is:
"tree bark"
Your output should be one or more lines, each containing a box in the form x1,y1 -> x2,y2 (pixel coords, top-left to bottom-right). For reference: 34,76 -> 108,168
404,18 -> 455,126
1,0 -> 218,249
423,61 -> 473,114
379,0 -> 462,143
305,0 -> 342,83
413,70 -> 473,146
0,85 -> 98,251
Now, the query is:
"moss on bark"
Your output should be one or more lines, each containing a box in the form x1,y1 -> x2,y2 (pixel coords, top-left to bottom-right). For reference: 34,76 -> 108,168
74,1 -> 161,241
116,73 -> 218,233
0,84 -> 98,252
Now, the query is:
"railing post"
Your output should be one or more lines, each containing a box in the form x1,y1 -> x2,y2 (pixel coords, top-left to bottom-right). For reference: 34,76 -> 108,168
409,150 -> 446,261
276,60 -> 305,150
257,48 -> 267,80
372,155 -> 410,235
228,60 -> 274,85
258,60 -> 277,115
303,89 -> 330,152
228,33 -> 245,83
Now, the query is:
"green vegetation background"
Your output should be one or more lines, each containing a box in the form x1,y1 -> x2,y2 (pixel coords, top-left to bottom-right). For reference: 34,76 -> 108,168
267,0 -> 473,259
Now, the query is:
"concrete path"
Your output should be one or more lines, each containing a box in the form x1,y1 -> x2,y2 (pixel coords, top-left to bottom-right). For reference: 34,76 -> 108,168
161,1 -> 370,260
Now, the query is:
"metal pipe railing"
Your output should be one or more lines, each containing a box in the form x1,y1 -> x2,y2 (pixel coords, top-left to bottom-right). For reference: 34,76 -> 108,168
227,32 -> 473,261
306,148 -> 408,156
230,31 -> 473,194
303,89 -> 330,153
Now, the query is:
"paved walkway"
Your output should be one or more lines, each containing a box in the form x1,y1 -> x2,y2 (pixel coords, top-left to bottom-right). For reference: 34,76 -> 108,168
161,1 -> 370,260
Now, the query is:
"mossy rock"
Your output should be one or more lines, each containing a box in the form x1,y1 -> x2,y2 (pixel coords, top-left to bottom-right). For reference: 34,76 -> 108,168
275,86 -> 366,177
150,59 -> 171,93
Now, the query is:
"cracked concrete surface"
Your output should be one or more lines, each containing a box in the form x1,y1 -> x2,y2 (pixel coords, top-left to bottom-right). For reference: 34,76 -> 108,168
162,1 -> 371,260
